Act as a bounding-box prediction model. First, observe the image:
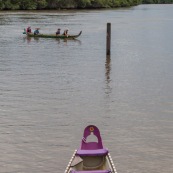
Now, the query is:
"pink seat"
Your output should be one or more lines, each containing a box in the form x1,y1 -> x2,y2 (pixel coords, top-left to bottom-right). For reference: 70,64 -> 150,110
77,148 -> 108,156
71,171 -> 111,173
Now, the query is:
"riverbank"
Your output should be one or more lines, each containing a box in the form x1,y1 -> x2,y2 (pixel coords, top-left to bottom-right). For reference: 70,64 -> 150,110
0,1 -> 172,11
0,0 -> 140,10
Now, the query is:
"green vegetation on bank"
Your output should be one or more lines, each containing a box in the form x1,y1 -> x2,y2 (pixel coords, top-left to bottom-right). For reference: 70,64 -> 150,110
0,0 -> 141,10
0,0 -> 172,10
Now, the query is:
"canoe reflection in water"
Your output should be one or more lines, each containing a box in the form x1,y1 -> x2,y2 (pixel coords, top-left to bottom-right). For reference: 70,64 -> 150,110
23,36 -> 81,45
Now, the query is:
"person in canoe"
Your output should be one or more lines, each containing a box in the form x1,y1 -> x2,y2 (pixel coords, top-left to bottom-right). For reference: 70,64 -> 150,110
63,29 -> 68,36
56,28 -> 61,36
26,26 -> 32,33
34,28 -> 40,35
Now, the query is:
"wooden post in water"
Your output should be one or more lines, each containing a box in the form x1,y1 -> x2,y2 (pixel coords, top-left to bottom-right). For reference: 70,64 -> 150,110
106,23 -> 111,55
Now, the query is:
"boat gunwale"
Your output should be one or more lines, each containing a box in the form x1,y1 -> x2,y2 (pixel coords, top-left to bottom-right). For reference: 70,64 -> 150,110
25,31 -> 82,39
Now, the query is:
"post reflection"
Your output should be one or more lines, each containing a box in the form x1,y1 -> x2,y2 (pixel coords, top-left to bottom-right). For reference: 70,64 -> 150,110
105,55 -> 112,95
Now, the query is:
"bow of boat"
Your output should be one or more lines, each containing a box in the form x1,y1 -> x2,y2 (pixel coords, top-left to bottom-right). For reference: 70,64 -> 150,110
64,125 -> 117,173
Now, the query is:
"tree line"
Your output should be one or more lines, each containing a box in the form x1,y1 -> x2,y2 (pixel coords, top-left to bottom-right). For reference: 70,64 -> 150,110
0,0 -> 172,10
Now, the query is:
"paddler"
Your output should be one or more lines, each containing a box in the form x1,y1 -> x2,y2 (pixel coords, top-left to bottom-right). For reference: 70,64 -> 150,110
34,28 -> 40,35
56,28 -> 61,36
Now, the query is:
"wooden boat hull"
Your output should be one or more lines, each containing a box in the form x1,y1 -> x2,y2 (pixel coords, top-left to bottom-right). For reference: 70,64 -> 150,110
25,31 -> 82,39
64,125 -> 117,173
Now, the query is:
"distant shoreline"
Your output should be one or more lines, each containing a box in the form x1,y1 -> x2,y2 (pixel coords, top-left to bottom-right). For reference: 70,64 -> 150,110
0,0 -> 140,11
0,1 -> 172,11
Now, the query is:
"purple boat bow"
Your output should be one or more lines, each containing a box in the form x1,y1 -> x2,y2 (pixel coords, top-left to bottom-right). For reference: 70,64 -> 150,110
76,125 -> 108,156
65,125 -> 117,173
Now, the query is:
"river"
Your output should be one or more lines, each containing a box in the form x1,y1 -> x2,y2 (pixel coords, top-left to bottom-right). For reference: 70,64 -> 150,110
0,4 -> 173,173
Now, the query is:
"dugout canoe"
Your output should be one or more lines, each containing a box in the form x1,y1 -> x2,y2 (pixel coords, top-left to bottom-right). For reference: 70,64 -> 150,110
64,125 -> 117,173
23,30 -> 82,39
